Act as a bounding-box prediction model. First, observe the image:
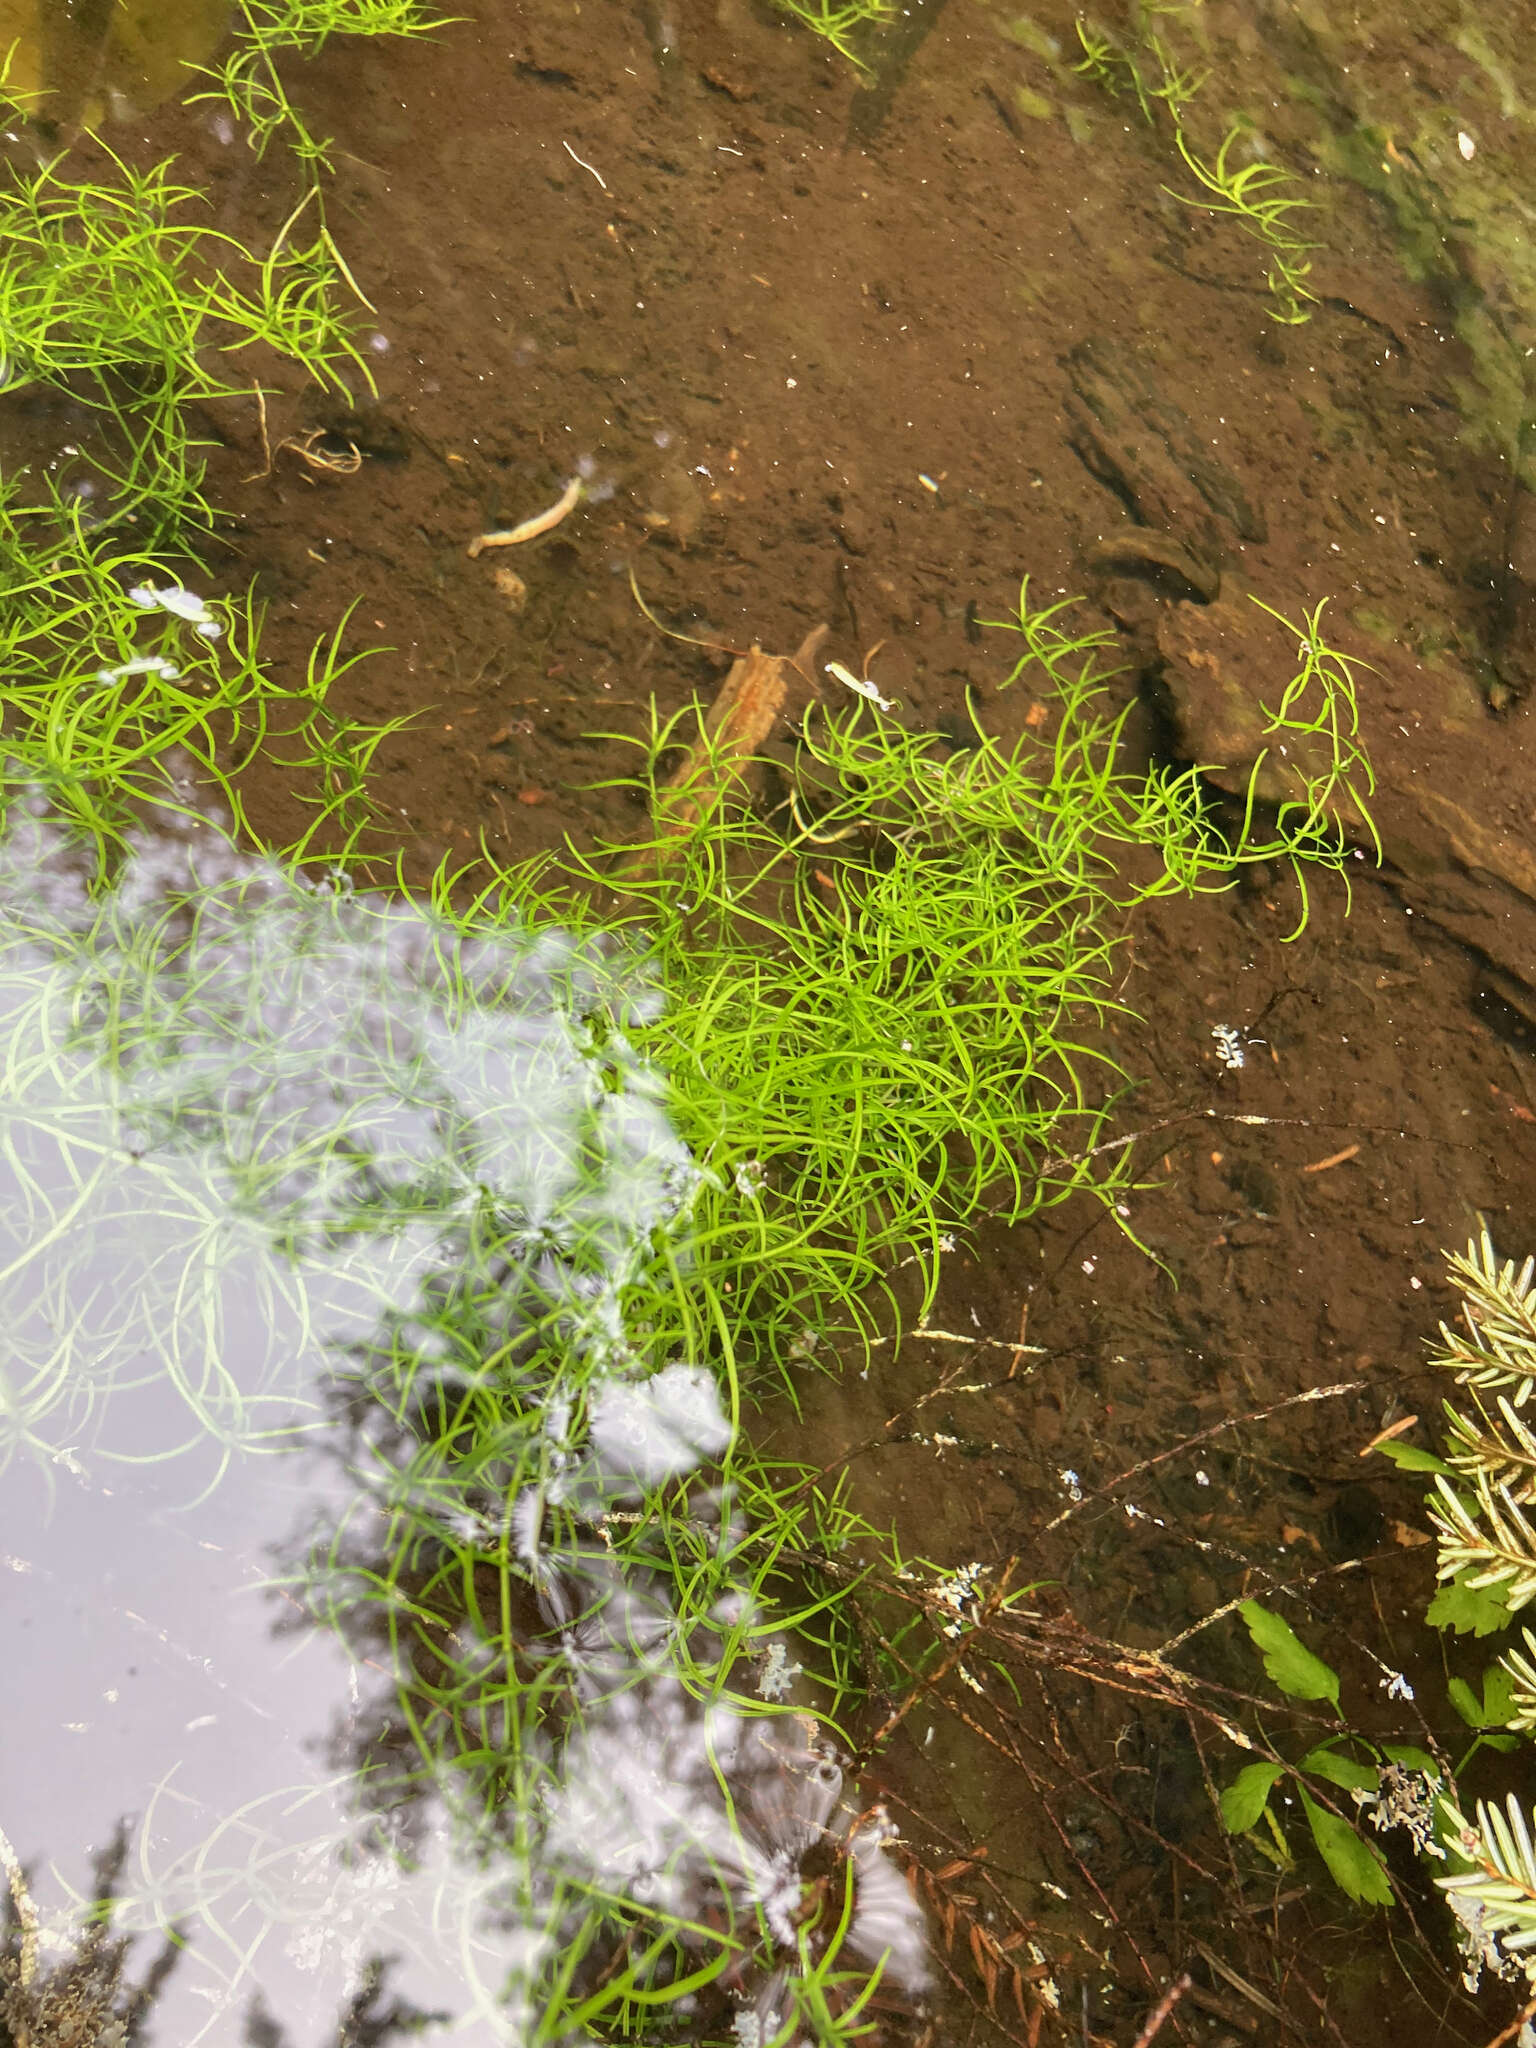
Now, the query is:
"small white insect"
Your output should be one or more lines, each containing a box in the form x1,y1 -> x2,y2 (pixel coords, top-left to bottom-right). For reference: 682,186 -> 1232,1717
1211,1022 -> 1246,1070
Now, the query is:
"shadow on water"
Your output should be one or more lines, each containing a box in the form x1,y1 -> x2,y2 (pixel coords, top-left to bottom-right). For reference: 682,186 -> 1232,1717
0,804 -> 926,2046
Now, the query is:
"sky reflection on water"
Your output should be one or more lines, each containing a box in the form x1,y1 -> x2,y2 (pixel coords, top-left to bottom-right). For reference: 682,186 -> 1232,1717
0,811 -> 926,2045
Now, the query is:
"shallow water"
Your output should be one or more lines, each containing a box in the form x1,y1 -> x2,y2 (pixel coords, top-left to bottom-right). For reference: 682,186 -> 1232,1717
7,0 -> 1536,2041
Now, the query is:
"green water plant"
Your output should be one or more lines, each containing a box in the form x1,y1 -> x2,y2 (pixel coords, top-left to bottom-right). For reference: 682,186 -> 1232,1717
193,0 -> 461,172
769,0 -> 897,72
1225,596 -> 1378,935
0,806 -> 920,2039
0,18 -> 416,868
0,128 -> 371,537
1167,125 -> 1321,326
488,585 -> 1375,1395
0,563 -> 1380,2039
1072,17 -> 1203,124
0,499 -> 407,869
1073,16 -> 1321,323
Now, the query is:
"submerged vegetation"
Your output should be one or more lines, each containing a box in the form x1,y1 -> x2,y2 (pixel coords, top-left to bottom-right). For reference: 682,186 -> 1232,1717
500,587 -> 1376,1388
0,0 -> 449,875
193,0 -> 462,172
1073,14 -> 1321,324
5,0 -> 1502,2037
0,137 -> 368,538
0,556 -> 1379,2040
769,0 -> 898,72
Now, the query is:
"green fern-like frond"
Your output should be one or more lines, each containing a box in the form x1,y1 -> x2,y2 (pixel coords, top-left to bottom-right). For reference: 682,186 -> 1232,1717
1445,1393 -> 1536,1504
1434,1231 -> 1536,1407
1439,1795 -> 1536,1966
1500,1632 -> 1536,1736
1428,1471 -> 1536,1613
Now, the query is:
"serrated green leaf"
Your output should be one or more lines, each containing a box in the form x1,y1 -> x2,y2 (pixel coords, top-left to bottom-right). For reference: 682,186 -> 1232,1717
1381,1744 -> 1441,1775
1220,1759 -> 1286,1834
1374,1440 -> 1454,1475
1238,1600 -> 1341,1708
1299,1789 -> 1393,1905
1298,1745 -> 1380,1794
1427,1571 -> 1511,1638
1450,1666 -> 1519,1729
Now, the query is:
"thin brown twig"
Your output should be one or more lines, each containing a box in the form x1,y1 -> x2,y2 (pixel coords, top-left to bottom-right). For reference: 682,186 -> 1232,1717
1482,1994 -> 1536,2048
1042,1379 -> 1365,1534
1131,1974 -> 1191,2048
244,385 -> 273,483
852,1557 -> 1019,1769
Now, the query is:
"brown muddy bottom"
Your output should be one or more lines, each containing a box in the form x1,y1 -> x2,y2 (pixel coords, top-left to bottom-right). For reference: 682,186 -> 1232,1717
9,0 -> 1536,2040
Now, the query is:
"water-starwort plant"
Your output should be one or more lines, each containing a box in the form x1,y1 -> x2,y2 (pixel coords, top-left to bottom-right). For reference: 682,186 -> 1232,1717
0,498 -> 408,869
487,584 -> 1376,1392
769,0 -> 898,72
0,559 -> 1385,2040
0,125 -> 372,538
1073,15 -> 1322,323
191,0 -> 461,172
0,811 -> 924,2041
1167,125 -> 1321,326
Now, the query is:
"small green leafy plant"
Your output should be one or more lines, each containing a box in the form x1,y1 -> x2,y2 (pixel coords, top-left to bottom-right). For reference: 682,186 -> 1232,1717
192,0 -> 461,172
0,122 -> 372,538
0,498 -> 408,871
1220,1600 -> 1410,1907
1167,126 -> 1321,326
1229,597 -> 1379,936
770,0 -> 897,72
1073,16 -> 1321,323
501,585 -> 1374,1394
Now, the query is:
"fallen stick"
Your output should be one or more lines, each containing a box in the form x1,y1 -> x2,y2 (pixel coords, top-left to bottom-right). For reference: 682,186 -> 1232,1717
653,622 -> 827,839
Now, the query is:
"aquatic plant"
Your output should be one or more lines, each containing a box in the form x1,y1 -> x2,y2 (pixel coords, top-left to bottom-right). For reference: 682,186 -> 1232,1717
1072,17 -> 1203,124
192,0 -> 461,172
769,0 -> 897,73
0,567 -> 1381,2040
0,39 -> 415,873
1224,596 -> 1379,934
0,810 -> 926,2042
0,502 -> 406,870
1073,15 -> 1321,323
0,125 -> 371,538
497,584 -> 1375,1389
1167,125 -> 1321,326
